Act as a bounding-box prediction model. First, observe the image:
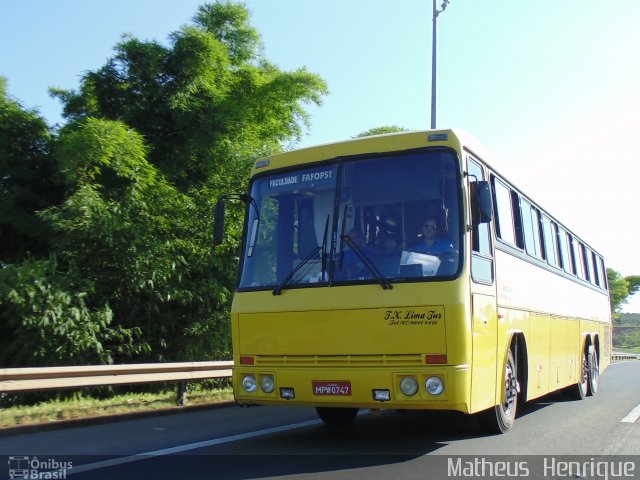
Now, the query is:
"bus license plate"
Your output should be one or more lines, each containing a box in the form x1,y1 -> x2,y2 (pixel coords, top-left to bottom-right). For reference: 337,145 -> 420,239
312,381 -> 352,396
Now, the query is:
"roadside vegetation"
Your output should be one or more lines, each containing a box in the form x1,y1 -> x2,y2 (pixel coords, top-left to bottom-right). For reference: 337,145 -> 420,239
0,1 -> 325,422
0,382 -> 233,427
0,2 -> 326,371
613,313 -> 640,354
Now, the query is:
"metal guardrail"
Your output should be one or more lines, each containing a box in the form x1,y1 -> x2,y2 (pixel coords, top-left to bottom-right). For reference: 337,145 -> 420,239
0,361 -> 233,405
611,351 -> 640,361
1,352 -> 638,400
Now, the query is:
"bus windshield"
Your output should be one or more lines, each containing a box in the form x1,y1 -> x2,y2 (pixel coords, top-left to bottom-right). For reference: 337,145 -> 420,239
238,149 -> 461,290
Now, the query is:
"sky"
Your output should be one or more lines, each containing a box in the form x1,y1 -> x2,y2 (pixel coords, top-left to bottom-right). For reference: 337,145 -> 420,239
2,0 -> 639,311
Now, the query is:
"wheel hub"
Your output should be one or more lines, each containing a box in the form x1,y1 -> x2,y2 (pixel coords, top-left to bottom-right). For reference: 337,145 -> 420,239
502,363 -> 518,413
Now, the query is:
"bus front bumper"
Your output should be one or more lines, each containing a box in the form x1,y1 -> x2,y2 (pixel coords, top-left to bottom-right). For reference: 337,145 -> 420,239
233,365 -> 471,413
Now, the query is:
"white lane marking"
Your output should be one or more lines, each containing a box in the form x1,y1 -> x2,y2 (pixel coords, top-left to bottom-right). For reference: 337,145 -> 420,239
69,418 -> 322,476
621,402 -> 640,424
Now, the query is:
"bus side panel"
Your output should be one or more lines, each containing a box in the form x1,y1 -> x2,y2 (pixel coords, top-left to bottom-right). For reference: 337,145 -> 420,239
494,248 -> 610,402
470,293 -> 497,413
528,313 -> 551,397
549,316 -> 579,391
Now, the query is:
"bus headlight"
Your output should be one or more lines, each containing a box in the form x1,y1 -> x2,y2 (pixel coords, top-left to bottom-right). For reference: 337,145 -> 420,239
260,375 -> 275,393
425,376 -> 444,395
242,374 -> 257,393
399,377 -> 419,396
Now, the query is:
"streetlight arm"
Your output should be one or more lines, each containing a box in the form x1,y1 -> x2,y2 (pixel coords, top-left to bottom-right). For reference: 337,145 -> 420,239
434,0 -> 450,17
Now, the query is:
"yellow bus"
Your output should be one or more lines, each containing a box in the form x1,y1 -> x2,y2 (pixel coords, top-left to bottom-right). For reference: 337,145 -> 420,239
215,129 -> 611,433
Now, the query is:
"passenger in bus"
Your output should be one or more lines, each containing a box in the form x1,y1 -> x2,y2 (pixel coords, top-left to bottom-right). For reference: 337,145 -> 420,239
413,218 -> 455,255
373,232 -> 402,276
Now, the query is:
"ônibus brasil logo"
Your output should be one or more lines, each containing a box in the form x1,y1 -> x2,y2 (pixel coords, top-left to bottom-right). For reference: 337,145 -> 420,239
8,456 -> 73,479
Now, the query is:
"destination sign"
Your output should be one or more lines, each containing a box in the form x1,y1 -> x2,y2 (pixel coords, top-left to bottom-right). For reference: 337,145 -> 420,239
265,166 -> 336,192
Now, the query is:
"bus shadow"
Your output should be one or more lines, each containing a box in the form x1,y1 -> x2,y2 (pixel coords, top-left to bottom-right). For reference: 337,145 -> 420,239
516,389 -> 580,418
77,409 -> 477,479
199,393 -> 582,479
185,409 -> 483,479
77,394 -> 587,480
204,398 -> 578,479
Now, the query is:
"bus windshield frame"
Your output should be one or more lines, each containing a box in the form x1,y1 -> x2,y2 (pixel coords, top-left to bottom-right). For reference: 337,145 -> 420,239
237,147 -> 463,291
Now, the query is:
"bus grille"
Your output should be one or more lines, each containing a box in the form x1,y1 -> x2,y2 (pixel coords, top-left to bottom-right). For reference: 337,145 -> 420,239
253,354 -> 424,366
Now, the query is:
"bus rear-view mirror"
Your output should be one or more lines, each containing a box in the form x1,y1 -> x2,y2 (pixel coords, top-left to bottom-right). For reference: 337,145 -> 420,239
474,181 -> 493,224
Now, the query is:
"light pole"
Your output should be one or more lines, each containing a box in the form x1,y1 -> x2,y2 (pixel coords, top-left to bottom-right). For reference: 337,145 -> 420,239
431,0 -> 450,129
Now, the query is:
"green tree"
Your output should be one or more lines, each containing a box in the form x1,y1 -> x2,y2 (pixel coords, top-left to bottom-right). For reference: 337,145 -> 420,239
626,275 -> 640,298
51,1 -> 327,191
607,268 -> 632,323
38,118 -> 233,361
5,1 -> 328,364
0,78 -> 63,264
0,258 -> 129,366
1,1 -> 327,367
354,125 -> 408,138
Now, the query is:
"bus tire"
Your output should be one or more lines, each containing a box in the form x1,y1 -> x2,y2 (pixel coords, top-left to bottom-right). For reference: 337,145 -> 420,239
316,407 -> 358,426
587,347 -> 599,396
477,350 -> 518,434
564,349 -> 589,400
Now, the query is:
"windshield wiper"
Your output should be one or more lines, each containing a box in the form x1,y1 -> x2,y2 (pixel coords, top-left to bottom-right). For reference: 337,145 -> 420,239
320,215 -> 329,282
273,215 -> 330,296
341,234 -> 394,290
272,246 -> 321,295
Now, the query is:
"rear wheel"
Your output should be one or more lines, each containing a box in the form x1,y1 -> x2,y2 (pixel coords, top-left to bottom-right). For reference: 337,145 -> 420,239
564,348 -> 589,400
316,407 -> 358,426
477,350 -> 518,434
588,347 -> 599,396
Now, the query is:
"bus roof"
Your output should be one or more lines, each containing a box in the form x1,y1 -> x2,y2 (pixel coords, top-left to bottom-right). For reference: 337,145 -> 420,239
250,128 -> 473,177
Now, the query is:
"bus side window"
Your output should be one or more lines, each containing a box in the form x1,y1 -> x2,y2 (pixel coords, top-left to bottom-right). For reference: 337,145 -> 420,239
592,250 -> 599,286
541,215 -> 559,268
492,176 -> 516,246
587,248 -> 600,287
580,242 -> 590,282
558,227 -> 574,275
520,199 -> 543,259
510,191 -> 525,250
571,237 -> 585,280
599,257 -> 608,290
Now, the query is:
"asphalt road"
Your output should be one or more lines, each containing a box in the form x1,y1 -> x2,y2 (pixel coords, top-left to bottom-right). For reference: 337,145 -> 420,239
1,361 -> 639,479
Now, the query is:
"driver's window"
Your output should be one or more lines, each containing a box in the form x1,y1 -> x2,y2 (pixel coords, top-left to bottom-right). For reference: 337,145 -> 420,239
468,158 -> 494,284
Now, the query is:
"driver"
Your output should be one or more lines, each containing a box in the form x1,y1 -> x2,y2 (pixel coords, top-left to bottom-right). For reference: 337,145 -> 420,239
413,218 -> 454,255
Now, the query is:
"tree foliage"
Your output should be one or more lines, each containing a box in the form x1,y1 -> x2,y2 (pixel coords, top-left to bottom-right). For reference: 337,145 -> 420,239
0,1 -> 327,367
51,1 -> 327,190
626,275 -> 640,297
0,259 -> 117,366
607,268 -> 640,323
354,125 -> 409,138
0,78 -> 63,264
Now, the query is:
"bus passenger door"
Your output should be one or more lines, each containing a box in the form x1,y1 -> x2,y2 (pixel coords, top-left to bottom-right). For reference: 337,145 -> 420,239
467,157 -> 498,413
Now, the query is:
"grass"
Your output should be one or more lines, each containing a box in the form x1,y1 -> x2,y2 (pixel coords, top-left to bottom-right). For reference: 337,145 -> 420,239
613,313 -> 640,353
0,387 -> 234,428
613,345 -> 640,354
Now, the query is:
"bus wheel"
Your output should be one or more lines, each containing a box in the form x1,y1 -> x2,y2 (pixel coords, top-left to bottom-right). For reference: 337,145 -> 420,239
587,347 -> 599,396
478,350 -> 518,434
316,407 -> 358,426
564,349 -> 589,400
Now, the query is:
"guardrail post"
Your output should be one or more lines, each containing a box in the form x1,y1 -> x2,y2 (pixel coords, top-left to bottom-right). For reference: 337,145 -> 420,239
176,380 -> 188,406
